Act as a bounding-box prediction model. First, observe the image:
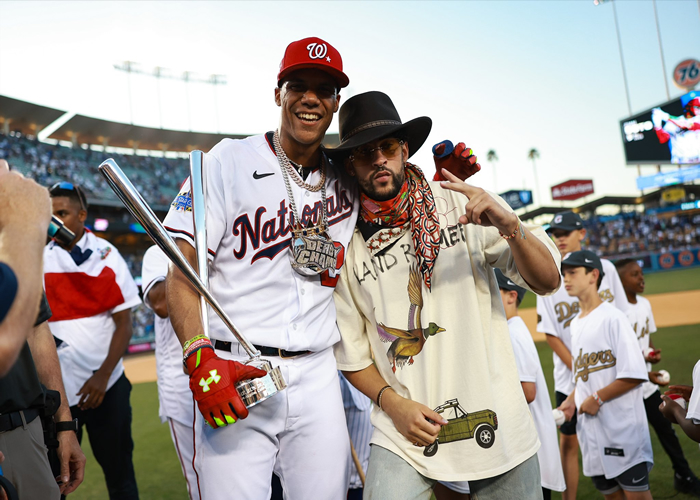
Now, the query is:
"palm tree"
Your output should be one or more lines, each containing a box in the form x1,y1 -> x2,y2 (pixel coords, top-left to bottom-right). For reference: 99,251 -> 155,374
527,148 -> 541,205
487,150 -> 498,192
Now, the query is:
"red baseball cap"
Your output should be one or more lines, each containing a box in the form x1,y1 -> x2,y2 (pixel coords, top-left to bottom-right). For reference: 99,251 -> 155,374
278,37 -> 349,89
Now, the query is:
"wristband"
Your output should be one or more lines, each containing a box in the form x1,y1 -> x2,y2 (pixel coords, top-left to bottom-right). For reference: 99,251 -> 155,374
183,333 -> 209,353
377,385 -> 392,410
593,391 -> 604,406
56,418 -> 79,433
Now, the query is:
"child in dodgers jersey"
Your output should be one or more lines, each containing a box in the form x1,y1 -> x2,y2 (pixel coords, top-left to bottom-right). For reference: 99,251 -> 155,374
559,251 -> 652,498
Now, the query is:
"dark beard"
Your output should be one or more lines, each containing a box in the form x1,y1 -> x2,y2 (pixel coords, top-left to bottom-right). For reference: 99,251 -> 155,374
359,168 -> 406,201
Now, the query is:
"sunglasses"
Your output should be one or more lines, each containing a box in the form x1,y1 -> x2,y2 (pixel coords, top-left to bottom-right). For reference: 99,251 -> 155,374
349,139 -> 404,165
50,181 -> 86,212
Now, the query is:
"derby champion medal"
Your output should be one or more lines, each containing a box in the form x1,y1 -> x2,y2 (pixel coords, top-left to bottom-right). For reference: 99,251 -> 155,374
99,155 -> 286,409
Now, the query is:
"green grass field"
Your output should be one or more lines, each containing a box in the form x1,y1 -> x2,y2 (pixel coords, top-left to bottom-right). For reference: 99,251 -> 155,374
71,323 -> 700,499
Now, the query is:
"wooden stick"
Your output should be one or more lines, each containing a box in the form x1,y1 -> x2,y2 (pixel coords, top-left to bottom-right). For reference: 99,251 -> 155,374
349,436 -> 366,486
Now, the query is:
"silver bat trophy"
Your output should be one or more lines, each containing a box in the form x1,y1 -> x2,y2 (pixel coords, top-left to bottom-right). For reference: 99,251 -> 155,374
99,157 -> 286,408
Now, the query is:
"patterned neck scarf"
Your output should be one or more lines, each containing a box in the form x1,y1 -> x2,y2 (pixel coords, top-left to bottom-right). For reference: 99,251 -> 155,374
360,163 -> 440,289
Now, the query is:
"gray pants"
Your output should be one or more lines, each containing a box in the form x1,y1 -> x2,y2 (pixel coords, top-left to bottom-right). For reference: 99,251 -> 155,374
364,444 -> 543,500
0,414 -> 60,500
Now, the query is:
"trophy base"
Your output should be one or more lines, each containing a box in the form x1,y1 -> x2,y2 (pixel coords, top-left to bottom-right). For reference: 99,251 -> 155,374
236,360 -> 287,408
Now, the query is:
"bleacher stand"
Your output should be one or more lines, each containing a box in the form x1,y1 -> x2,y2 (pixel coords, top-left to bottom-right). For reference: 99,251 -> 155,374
584,211 -> 700,258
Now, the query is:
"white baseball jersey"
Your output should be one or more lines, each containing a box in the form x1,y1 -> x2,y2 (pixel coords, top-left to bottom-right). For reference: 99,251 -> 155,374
163,134 -> 357,499
141,245 -> 194,426
43,231 -> 141,407
537,257 -> 628,395
571,302 -> 652,479
653,109 -> 700,164
163,134 -> 359,352
688,360 -> 700,425
626,296 -> 658,400
508,316 -> 566,492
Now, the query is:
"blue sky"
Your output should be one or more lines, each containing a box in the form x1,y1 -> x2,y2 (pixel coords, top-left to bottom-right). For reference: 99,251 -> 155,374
1,1 -> 698,205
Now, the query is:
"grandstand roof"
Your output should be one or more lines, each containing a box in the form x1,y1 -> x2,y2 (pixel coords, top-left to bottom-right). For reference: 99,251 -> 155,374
0,95 -> 66,135
1,94 -> 340,152
50,114 -> 251,152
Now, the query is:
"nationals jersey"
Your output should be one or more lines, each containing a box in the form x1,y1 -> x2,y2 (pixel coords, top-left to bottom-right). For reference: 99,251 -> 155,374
571,302 -> 652,479
537,258 -> 628,395
163,134 -> 359,352
335,185 -> 561,481
508,316 -> 566,492
141,245 -> 193,426
626,296 -> 658,399
43,231 -> 141,407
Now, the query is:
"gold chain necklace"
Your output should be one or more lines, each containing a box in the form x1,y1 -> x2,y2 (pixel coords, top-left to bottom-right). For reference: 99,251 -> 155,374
273,129 -> 326,192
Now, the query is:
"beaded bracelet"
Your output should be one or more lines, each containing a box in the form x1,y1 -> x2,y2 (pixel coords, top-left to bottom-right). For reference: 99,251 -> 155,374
593,391 -> 604,406
499,219 -> 526,240
376,385 -> 392,411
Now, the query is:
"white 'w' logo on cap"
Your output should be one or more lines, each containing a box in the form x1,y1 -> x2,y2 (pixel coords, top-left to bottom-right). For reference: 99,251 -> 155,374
307,42 -> 328,60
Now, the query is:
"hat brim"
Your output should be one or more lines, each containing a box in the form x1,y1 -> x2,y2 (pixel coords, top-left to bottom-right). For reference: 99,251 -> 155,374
325,116 -> 432,161
278,63 -> 349,89
546,224 -> 581,233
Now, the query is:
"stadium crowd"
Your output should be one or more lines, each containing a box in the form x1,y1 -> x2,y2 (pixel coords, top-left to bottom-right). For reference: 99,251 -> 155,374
0,131 -> 189,207
584,211 -> 700,257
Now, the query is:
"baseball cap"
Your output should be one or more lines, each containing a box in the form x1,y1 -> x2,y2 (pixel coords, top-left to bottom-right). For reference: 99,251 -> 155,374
278,37 -> 349,89
547,211 -> 584,233
494,269 -> 527,303
561,250 -> 605,279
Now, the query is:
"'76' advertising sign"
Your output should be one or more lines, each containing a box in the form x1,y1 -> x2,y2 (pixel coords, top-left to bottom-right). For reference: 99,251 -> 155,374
673,59 -> 700,90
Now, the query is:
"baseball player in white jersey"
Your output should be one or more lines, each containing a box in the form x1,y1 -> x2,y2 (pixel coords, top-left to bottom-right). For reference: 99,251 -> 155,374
616,258 -> 700,496
651,91 -> 700,165
163,37 -> 360,500
558,251 -> 652,500
141,245 -> 200,500
536,211 -> 627,500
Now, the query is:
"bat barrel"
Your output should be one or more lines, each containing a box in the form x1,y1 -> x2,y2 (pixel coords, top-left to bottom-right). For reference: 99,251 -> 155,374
189,150 -> 210,339
98,158 -> 261,361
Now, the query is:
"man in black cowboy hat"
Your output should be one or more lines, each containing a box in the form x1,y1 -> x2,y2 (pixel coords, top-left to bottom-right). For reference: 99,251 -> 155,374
329,91 -> 562,499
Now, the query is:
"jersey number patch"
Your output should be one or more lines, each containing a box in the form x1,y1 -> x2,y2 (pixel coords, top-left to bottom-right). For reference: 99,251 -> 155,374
320,242 -> 345,288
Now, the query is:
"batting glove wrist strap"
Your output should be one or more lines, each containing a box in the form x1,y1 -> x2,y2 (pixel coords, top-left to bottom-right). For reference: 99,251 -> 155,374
185,345 -> 267,429
183,337 -> 212,362
183,334 -> 209,353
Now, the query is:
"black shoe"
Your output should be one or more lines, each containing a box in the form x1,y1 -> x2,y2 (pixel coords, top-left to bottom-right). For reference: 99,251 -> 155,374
675,472 -> 700,497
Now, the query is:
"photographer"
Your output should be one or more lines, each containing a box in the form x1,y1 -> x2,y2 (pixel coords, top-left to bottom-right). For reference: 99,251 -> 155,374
0,159 -> 86,498
0,159 -> 51,375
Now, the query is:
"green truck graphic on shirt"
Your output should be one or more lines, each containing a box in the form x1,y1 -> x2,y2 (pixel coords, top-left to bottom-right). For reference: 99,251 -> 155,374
424,399 -> 499,457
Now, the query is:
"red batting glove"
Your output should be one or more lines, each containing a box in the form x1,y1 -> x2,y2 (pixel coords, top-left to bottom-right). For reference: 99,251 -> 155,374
432,140 -> 481,181
654,127 -> 670,144
185,343 -> 266,428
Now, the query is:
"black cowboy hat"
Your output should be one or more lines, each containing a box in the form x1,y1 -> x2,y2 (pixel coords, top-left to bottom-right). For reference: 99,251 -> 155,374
326,91 -> 432,160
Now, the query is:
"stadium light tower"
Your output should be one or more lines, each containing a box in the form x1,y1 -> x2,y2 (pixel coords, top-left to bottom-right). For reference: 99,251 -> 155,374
114,62 -> 227,132
594,0 -> 632,116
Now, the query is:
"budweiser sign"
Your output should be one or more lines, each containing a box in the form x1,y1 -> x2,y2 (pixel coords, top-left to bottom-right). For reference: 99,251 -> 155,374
551,179 -> 594,201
